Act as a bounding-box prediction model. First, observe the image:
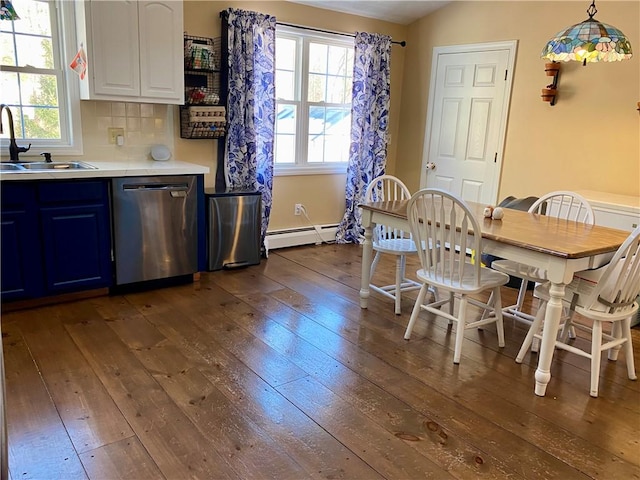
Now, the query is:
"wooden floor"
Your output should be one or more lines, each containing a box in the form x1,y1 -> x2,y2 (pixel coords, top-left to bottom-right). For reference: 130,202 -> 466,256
2,243 -> 639,479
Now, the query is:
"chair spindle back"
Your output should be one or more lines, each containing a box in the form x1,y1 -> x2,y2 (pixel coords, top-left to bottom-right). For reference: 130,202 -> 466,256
407,188 -> 483,288
529,191 -> 595,224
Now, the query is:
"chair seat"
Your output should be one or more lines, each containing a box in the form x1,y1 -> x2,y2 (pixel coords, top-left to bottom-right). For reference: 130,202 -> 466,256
492,259 -> 547,283
417,261 -> 509,294
374,237 -> 417,255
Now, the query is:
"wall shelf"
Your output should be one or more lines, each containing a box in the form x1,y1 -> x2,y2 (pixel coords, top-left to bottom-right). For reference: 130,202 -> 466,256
180,106 -> 226,139
180,34 -> 226,139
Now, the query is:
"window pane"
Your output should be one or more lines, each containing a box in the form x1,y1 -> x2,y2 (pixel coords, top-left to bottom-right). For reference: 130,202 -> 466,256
309,43 -> 327,74
11,0 -> 52,36
23,106 -> 60,139
20,73 -> 59,107
307,133 -> 324,163
15,34 -> 53,68
0,32 -> 16,66
0,71 -> 21,104
276,37 -> 296,70
276,37 -> 297,101
275,134 -> 295,164
327,76 -> 347,103
308,106 -> 350,163
325,107 -> 350,134
308,106 -> 325,135
276,104 -> 296,134
276,70 -> 295,101
326,107 -> 350,161
275,104 -> 296,163
308,73 -> 326,102
328,46 -> 348,75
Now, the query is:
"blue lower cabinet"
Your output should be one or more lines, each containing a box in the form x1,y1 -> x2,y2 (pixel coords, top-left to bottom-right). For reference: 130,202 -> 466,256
40,203 -> 112,294
38,180 -> 112,295
0,183 -> 43,300
0,180 -> 112,302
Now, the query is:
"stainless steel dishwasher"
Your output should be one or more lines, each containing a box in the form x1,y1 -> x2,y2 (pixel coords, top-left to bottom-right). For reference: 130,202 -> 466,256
111,176 -> 197,285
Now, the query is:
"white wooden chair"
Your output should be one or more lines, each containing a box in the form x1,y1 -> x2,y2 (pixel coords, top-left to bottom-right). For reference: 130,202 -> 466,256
516,225 -> 640,397
365,175 -> 421,314
491,191 -> 595,329
403,188 -> 510,364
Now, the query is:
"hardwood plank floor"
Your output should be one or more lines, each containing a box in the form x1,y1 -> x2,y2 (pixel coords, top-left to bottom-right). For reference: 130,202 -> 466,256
2,244 -> 639,479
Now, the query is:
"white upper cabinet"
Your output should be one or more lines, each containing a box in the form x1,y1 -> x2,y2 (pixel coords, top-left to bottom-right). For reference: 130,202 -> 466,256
75,0 -> 184,104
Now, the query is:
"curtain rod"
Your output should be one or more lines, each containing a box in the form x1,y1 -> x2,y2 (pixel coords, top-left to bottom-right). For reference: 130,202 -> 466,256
277,22 -> 406,47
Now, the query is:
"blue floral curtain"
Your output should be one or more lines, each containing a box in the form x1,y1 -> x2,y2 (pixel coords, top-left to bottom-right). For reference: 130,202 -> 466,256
336,32 -> 392,244
224,8 -> 276,248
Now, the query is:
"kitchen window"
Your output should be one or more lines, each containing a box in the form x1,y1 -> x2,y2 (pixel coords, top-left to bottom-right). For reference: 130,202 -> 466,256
0,0 -> 82,156
275,26 -> 353,175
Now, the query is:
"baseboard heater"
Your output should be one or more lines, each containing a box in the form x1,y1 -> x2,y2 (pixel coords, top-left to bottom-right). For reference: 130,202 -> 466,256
265,224 -> 338,253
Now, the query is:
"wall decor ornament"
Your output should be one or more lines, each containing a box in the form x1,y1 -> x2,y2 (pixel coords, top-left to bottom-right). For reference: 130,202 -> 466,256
541,62 -> 560,106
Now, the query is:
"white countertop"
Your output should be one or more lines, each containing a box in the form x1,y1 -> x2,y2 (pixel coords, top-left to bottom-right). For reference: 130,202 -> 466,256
0,159 -> 209,181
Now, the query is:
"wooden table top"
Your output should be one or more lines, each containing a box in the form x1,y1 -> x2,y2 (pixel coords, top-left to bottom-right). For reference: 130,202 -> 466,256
360,200 -> 630,260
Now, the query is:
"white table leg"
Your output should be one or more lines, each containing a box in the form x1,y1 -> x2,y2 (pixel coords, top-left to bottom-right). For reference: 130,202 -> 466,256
534,282 -> 565,396
360,216 -> 373,308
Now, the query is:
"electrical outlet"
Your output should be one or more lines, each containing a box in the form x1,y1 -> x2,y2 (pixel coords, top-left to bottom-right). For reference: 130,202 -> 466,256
294,203 -> 303,216
108,127 -> 124,144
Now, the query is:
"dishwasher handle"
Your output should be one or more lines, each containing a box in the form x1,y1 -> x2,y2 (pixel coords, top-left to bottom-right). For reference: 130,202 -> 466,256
122,183 -> 190,192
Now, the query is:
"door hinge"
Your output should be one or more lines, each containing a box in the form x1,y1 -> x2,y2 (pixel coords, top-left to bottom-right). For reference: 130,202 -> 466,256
494,153 -> 498,163
504,70 -> 508,81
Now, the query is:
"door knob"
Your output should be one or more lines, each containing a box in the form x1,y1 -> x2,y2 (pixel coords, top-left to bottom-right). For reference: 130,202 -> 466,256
426,162 -> 436,170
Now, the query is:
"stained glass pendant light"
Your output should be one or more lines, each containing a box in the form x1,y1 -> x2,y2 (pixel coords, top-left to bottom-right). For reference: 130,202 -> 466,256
541,1 -> 632,65
0,0 -> 20,20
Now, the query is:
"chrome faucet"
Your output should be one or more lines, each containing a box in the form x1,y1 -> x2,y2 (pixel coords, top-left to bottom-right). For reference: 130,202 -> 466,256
0,104 -> 31,162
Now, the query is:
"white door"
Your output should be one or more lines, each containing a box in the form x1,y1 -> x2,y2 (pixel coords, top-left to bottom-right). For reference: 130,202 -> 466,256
420,41 -> 517,205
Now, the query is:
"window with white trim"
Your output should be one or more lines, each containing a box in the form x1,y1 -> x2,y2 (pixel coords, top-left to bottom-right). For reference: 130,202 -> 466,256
0,0 -> 82,157
275,26 -> 353,175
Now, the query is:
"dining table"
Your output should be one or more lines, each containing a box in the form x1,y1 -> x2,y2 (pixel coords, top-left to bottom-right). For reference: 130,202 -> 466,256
359,199 -> 631,396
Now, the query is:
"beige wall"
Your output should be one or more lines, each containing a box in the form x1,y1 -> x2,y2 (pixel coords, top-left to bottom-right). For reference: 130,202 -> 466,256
396,1 -> 640,199
74,1 -> 639,233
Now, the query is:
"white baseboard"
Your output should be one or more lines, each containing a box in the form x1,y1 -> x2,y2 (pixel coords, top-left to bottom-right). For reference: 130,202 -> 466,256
265,224 -> 338,252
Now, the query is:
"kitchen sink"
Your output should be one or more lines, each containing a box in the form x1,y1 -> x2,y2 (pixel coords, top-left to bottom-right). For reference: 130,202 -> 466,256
17,161 -> 97,170
1,161 -> 97,171
0,163 -> 25,171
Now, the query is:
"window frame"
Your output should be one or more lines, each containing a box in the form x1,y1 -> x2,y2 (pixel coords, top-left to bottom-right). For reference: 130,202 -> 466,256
0,0 -> 83,158
275,25 -> 353,176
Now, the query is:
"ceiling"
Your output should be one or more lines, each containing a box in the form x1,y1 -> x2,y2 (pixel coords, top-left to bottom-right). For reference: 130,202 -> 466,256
287,1 -> 450,25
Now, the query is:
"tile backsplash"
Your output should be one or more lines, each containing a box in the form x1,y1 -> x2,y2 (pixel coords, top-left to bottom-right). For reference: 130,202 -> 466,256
80,100 -> 175,161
